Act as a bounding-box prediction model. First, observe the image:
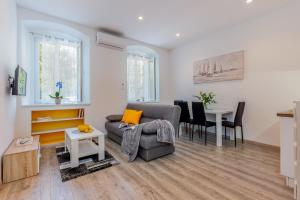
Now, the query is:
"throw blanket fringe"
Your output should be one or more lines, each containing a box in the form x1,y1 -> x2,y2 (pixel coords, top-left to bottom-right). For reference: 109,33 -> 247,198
121,120 -> 175,162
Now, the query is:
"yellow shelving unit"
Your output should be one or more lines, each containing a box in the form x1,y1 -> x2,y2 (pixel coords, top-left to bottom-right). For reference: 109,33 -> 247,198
31,108 -> 85,146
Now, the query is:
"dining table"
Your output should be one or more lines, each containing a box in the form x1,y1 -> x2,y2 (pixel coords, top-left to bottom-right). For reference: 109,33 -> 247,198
205,108 -> 234,147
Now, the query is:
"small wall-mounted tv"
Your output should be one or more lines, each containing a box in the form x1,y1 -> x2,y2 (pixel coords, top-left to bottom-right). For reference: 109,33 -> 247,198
12,66 -> 27,96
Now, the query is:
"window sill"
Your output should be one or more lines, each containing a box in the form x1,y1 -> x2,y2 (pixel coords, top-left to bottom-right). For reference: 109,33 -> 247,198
127,100 -> 160,103
21,102 -> 90,108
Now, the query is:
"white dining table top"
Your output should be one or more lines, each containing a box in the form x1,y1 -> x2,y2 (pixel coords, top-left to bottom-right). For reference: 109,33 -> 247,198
205,108 -> 233,114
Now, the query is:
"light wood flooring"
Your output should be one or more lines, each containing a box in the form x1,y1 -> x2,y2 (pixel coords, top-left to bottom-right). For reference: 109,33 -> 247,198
0,133 -> 293,200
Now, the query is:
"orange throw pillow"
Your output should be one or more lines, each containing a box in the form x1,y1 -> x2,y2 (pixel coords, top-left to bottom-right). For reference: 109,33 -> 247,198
121,109 -> 143,125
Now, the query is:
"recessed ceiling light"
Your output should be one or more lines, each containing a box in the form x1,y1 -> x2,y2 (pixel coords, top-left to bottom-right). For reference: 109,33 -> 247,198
138,16 -> 144,21
176,33 -> 181,37
246,0 -> 253,4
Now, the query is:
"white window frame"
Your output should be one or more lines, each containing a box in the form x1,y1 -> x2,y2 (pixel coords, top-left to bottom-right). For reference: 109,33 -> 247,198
126,47 -> 159,103
32,32 -> 83,104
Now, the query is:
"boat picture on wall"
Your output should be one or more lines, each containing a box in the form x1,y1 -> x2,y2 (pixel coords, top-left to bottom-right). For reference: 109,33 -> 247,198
193,50 -> 244,84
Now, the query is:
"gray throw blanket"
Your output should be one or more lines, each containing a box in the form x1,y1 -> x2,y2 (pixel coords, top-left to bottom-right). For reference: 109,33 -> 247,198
121,119 -> 175,162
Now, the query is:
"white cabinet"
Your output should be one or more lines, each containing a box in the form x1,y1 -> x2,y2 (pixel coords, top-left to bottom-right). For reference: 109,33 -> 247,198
279,116 -> 295,187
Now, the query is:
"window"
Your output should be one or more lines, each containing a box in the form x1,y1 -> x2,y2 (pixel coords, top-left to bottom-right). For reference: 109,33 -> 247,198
33,33 -> 82,104
127,48 -> 158,102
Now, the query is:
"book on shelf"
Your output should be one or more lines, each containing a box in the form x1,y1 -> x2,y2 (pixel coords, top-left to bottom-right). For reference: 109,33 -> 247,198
36,116 -> 52,121
78,109 -> 84,118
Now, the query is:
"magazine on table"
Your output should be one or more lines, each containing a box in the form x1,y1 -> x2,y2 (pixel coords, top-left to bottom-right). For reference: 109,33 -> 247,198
16,137 -> 33,146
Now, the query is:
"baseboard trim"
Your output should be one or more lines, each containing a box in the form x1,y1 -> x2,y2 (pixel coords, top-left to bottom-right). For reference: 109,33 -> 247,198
244,139 -> 280,150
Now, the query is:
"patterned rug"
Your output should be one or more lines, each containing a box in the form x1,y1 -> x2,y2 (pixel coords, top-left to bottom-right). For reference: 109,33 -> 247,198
56,147 -> 119,182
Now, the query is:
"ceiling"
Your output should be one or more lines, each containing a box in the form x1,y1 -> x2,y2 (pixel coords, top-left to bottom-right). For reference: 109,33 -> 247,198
16,0 -> 292,49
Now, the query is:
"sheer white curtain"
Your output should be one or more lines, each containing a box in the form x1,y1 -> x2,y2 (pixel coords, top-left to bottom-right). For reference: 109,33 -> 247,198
127,53 -> 156,102
34,33 -> 81,103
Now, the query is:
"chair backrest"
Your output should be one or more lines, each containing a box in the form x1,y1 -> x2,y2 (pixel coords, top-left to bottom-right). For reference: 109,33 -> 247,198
174,100 -> 183,105
192,102 -> 207,125
177,101 -> 190,123
234,102 -> 245,126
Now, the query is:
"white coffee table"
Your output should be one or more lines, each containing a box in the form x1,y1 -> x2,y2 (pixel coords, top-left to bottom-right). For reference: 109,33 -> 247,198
61,126 -> 105,169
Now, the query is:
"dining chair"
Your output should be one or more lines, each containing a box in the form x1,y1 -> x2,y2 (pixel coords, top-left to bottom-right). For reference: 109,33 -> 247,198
174,100 -> 183,105
174,100 -> 184,137
222,102 -> 245,147
191,102 -> 216,145
177,101 -> 192,137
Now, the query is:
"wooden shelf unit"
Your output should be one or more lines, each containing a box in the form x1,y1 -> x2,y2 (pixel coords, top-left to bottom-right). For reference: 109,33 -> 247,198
31,108 -> 85,146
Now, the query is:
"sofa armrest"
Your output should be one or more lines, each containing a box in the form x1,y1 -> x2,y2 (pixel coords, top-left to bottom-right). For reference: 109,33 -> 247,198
106,114 -> 123,122
142,123 -> 158,135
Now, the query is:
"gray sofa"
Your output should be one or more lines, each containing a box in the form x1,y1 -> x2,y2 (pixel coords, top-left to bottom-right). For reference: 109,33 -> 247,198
105,103 -> 181,161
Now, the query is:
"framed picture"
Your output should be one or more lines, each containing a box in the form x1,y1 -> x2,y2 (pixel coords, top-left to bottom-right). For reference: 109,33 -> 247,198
193,51 -> 244,84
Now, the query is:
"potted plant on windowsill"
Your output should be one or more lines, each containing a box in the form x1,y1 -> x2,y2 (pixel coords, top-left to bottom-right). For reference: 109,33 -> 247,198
193,91 -> 216,109
49,81 -> 63,105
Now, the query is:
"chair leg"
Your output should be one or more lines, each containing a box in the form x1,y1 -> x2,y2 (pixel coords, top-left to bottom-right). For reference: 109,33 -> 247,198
224,127 -> 227,140
189,124 -> 191,140
198,125 -> 201,139
192,124 -> 194,141
205,126 -> 207,145
241,125 -> 244,143
177,123 -> 180,138
234,127 -> 237,147
200,126 -> 203,138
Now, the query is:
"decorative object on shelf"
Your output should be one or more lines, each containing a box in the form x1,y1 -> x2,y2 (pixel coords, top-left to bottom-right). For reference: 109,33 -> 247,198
49,81 -> 63,104
193,91 -> 216,109
36,116 -> 52,122
16,137 -> 33,146
78,124 -> 93,133
193,50 -> 244,84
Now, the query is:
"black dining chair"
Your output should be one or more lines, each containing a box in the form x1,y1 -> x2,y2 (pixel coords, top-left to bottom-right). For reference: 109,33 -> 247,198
174,100 -> 183,105
174,100 -> 184,137
222,102 -> 245,147
177,101 -> 192,137
190,102 -> 216,145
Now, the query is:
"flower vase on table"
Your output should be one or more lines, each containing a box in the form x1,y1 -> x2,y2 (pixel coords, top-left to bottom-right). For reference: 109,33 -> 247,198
193,91 -> 216,109
50,81 -> 63,105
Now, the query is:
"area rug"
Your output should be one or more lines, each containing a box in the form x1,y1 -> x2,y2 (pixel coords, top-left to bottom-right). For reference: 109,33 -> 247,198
56,147 -> 119,182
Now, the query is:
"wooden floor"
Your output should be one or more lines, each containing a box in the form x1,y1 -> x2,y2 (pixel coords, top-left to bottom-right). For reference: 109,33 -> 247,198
0,133 -> 293,200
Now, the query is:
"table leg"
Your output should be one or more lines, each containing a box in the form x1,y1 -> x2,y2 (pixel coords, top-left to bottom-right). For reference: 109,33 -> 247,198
70,139 -> 79,168
216,113 -> 223,147
98,135 -> 105,161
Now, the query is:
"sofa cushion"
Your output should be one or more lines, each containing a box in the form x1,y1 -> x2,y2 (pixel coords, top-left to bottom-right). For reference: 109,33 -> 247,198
105,121 -> 123,137
142,121 -> 158,135
140,134 -> 166,150
121,109 -> 143,125
106,115 -> 123,122
105,121 -> 167,149
140,117 -> 155,124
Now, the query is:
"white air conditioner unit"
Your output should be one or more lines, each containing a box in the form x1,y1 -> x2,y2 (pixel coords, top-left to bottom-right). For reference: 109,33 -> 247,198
96,32 -> 126,50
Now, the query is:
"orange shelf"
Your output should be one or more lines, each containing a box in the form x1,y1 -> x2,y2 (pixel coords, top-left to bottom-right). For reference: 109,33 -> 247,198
39,131 -> 65,145
31,108 -> 85,146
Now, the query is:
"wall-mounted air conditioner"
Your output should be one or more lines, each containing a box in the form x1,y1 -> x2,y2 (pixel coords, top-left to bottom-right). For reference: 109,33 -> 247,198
96,32 -> 127,50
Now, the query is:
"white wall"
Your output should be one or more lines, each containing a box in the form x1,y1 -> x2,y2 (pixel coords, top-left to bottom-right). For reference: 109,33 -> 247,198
170,2 -> 300,146
15,8 -> 173,138
0,0 -> 17,182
